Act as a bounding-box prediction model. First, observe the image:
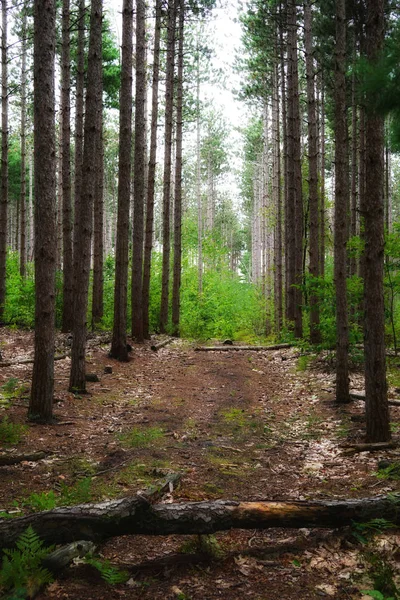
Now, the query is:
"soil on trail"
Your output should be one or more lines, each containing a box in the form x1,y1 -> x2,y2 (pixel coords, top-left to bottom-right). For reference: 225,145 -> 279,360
0,331 -> 400,599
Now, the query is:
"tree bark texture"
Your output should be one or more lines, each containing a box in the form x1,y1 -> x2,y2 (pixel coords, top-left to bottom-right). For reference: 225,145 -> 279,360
142,0 -> 161,340
29,0 -> 57,421
0,0 -> 8,322
363,0 -> 390,442
110,0 -> 133,361
334,0 -> 350,404
159,0 -> 176,333
92,105 -> 104,327
73,0 -> 86,259
1,495 -> 399,549
131,0 -> 146,342
171,0 -> 184,337
61,0 -> 74,333
304,0 -> 320,345
69,0 -> 102,392
19,7 -> 27,279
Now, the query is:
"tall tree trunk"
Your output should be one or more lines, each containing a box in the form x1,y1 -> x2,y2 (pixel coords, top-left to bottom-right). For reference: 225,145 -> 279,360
19,7 -> 27,279
272,46 -> 282,335
159,0 -> 176,333
319,75 -> 325,278
110,0 -> 133,361
73,0 -> 86,266
131,0 -> 146,342
69,0 -> 102,392
61,0 -> 74,332
363,0 -> 390,442
196,40 -> 202,296
286,0 -> 297,327
0,0 -> 8,322
171,0 -> 184,337
304,0 -> 320,344
92,104 -> 104,328
142,0 -> 161,340
280,4 -> 288,321
349,64 -> 358,279
29,0 -> 57,421
334,0 -> 350,403
291,1 -> 303,339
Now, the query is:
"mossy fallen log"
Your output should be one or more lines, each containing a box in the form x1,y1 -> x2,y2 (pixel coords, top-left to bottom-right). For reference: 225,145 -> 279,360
1,492 -> 399,549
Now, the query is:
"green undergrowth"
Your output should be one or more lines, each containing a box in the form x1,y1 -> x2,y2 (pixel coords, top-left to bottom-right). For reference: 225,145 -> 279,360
216,407 -> 268,440
117,425 -> 165,448
0,416 -> 27,447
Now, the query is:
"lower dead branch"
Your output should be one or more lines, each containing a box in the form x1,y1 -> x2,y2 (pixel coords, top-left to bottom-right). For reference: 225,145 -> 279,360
1,491 -> 399,549
151,337 -> 175,352
0,354 -> 67,367
350,391 -> 400,407
0,451 -> 53,466
194,343 -> 293,352
341,442 -> 398,455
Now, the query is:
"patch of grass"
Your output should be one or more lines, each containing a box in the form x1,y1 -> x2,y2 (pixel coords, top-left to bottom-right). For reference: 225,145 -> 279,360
361,549 -> 399,599
180,534 -> 224,559
59,477 -> 93,505
375,462 -> 400,481
296,354 -> 312,372
218,407 -> 267,440
117,425 -> 165,448
202,482 -> 224,496
23,491 -> 57,512
303,411 -> 324,439
0,416 -> 27,446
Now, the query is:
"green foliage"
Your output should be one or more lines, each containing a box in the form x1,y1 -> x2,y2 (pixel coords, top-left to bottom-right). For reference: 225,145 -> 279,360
361,549 -> 399,600
296,355 -> 312,372
4,252 -> 35,327
23,492 -> 57,513
180,534 -> 224,559
0,527 -> 54,599
85,556 -> 129,584
375,462 -> 400,481
352,519 -> 395,544
118,426 -> 165,449
58,478 -> 93,505
0,416 -> 27,447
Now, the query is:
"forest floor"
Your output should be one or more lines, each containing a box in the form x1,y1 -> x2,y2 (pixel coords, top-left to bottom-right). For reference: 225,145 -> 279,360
1,330 -> 400,599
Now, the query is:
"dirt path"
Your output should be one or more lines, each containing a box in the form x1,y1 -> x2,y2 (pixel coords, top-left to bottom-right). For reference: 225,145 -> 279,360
0,332 -> 400,599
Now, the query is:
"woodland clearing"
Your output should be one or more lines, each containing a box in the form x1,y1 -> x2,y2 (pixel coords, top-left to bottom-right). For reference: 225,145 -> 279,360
0,330 -> 400,599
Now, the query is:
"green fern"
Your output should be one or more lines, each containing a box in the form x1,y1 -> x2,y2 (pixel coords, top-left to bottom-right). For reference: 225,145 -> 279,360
0,526 -> 54,598
85,556 -> 129,584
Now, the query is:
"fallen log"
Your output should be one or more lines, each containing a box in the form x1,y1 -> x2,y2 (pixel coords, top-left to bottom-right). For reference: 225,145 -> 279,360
1,493 -> 399,549
151,337 -> 175,352
350,391 -> 400,407
194,343 -> 293,352
0,354 -> 67,367
0,451 -> 52,466
341,442 -> 398,455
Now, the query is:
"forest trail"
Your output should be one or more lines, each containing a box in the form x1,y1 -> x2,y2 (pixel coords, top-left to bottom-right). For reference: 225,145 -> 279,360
1,331 -> 400,599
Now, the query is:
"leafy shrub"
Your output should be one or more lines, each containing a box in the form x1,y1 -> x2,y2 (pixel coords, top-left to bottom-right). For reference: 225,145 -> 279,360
0,526 -> 54,598
85,557 -> 129,584
0,417 -> 27,447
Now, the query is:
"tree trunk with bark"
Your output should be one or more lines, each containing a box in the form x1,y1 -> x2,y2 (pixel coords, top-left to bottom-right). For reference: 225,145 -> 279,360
305,0 -> 320,345
0,0 -> 8,323
131,0 -> 146,342
28,0 -> 57,422
69,0 -> 102,393
363,0 -> 391,442
171,0 -> 184,337
334,0 -> 350,404
159,0 -> 176,332
92,105 -> 104,328
61,0 -> 74,333
142,0 -> 161,340
1,495 -> 399,549
109,0 -> 133,361
19,7 -> 27,279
